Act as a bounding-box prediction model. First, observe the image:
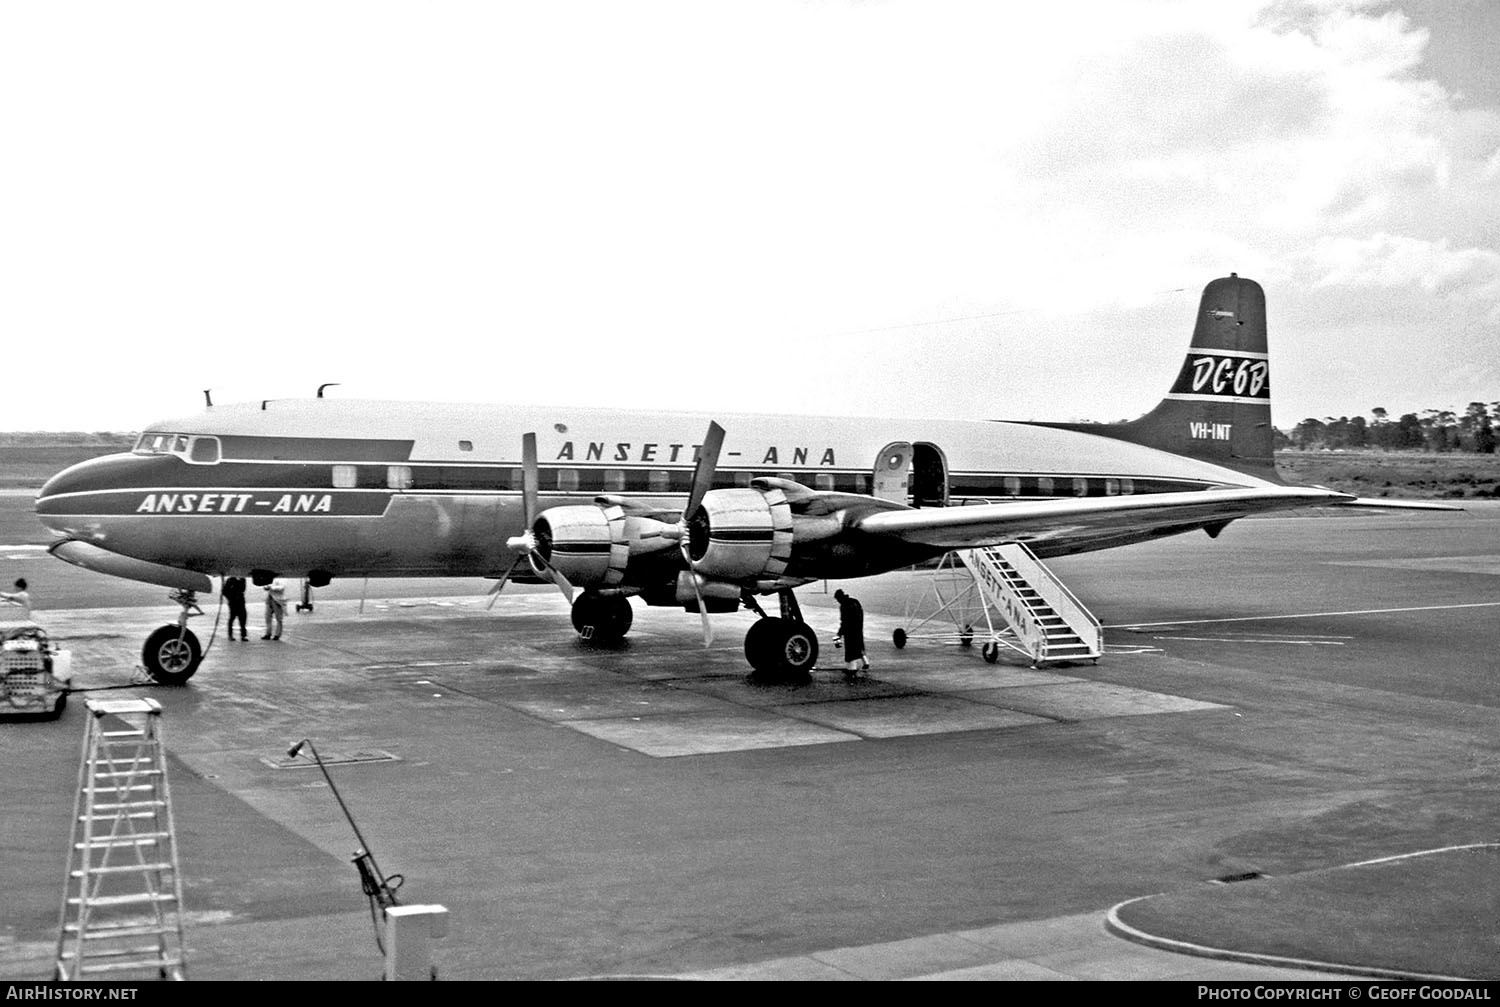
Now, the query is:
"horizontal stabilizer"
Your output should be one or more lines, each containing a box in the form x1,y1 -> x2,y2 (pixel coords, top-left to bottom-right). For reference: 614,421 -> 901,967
1329,496 -> 1464,512
49,540 -> 213,593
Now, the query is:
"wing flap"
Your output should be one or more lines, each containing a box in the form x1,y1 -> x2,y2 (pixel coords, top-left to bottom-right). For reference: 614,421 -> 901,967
852,486 -> 1353,551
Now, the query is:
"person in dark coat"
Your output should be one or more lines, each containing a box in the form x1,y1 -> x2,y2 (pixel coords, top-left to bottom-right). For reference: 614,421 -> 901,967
222,576 -> 249,641
834,589 -> 870,679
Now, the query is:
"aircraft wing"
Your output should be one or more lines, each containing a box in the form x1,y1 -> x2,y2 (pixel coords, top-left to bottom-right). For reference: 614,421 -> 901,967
851,485 -> 1355,552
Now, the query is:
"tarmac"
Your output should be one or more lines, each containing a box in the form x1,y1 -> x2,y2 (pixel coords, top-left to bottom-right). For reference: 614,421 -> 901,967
1,503 -> 1498,981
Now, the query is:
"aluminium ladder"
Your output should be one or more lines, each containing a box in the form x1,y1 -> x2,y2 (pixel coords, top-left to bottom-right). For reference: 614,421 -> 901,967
55,697 -> 187,981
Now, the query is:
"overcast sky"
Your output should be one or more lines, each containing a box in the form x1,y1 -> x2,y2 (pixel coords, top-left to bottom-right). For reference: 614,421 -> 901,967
3,0 -> 1496,433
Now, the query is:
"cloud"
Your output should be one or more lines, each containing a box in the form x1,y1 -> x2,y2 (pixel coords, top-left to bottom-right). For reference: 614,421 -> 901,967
0,1 -> 1495,431
1303,232 -> 1500,312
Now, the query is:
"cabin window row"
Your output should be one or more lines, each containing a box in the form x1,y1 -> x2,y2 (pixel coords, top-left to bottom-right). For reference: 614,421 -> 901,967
328,466 -> 1143,497
949,476 -> 1136,498
331,464 -> 875,495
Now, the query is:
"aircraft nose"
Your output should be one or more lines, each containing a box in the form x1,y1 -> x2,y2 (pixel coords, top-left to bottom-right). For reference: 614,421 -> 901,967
35,452 -> 150,536
39,458 -> 96,502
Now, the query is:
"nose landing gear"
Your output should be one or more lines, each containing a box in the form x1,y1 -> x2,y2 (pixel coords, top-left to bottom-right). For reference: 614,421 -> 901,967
141,589 -> 204,686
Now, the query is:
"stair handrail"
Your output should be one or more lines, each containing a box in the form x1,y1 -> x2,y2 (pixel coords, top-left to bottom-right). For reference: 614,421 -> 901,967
997,541 -> 1102,660
958,548 -> 1047,658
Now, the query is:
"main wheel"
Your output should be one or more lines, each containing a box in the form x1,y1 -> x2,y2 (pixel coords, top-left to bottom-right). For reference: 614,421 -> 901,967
893,628 -> 907,649
746,619 -> 818,682
755,622 -> 818,682
571,593 -> 633,643
774,624 -> 819,678
142,625 -> 203,685
743,618 -> 781,673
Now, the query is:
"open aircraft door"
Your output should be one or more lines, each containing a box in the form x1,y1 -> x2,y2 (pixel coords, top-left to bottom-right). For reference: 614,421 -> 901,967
911,442 -> 949,507
872,442 -> 912,504
873,441 -> 949,506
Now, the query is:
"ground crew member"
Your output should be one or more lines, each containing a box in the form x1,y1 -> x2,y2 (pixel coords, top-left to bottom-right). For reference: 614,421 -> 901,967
834,588 -> 870,679
0,578 -> 30,619
262,578 -> 286,640
222,576 -> 249,640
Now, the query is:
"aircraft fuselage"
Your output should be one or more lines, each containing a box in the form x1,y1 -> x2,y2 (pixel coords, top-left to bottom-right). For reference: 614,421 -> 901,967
36,398 -> 1267,587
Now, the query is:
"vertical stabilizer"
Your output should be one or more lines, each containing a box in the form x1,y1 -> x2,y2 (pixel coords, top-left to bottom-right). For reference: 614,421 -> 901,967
1032,274 -> 1279,479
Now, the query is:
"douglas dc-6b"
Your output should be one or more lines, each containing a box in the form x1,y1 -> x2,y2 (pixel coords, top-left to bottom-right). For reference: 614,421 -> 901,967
34,275 -> 1445,685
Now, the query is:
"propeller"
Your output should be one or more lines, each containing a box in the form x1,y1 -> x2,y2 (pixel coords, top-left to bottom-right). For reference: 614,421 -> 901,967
677,422 -> 725,647
487,423 -> 727,650
489,432 -> 574,607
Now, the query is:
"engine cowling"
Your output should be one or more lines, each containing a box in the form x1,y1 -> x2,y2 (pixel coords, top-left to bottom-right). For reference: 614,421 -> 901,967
686,487 -> 793,581
533,503 -> 678,588
535,484 -> 820,592
534,505 -> 628,588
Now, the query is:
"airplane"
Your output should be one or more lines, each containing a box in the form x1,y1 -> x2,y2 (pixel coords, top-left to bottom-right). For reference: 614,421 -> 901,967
34,274 -> 1450,686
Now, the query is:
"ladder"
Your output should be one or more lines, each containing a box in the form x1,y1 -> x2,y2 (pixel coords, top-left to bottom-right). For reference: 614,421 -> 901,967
958,543 -> 1103,666
55,698 -> 187,981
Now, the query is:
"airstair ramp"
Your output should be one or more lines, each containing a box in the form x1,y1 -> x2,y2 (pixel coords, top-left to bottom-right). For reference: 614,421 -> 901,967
959,543 -> 1102,667
894,543 -> 1103,667
55,697 -> 187,981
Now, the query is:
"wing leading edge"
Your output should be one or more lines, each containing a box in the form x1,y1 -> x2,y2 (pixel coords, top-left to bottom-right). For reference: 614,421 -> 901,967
851,485 -> 1356,554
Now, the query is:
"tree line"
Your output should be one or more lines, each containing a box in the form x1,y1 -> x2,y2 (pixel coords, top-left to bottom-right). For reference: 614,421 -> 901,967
1278,402 -> 1498,453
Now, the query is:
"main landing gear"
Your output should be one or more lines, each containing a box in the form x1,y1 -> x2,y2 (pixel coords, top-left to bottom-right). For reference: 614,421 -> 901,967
571,592 -> 634,645
567,587 -> 819,682
141,589 -> 205,686
741,590 -> 819,684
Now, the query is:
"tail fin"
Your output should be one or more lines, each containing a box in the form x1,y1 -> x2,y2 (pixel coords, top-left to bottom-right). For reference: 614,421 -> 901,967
1036,274 -> 1279,480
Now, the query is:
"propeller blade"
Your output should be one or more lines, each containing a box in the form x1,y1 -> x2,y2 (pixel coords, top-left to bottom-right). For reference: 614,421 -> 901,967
528,552 -> 575,603
546,563 -> 576,604
680,542 -> 714,648
510,431 -> 574,602
670,421 -> 725,647
486,555 -> 526,610
521,432 -> 539,524
685,421 -> 725,517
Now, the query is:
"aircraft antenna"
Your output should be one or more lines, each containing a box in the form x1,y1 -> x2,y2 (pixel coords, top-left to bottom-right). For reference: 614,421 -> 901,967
203,389 -> 213,407
317,383 -> 341,398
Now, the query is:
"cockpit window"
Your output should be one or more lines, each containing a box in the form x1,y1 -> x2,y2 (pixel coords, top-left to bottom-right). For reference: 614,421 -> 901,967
134,432 -> 221,464
189,437 -> 221,464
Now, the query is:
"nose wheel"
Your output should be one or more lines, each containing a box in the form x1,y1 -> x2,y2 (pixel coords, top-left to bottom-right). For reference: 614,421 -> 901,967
141,590 -> 205,685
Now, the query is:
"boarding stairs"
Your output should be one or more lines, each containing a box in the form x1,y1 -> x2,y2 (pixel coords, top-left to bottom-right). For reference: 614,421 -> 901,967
958,543 -> 1102,666
55,698 -> 187,981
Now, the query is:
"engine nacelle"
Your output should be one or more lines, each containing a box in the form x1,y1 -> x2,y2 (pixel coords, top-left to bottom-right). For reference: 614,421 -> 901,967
533,503 -> 678,588
534,505 -> 628,587
686,487 -> 793,581
673,571 -> 742,612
